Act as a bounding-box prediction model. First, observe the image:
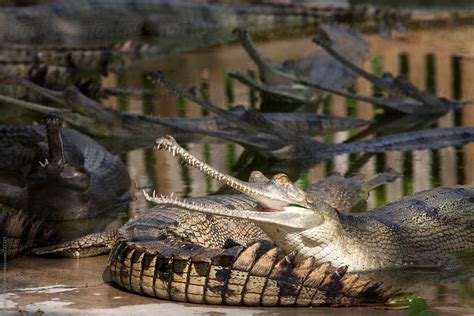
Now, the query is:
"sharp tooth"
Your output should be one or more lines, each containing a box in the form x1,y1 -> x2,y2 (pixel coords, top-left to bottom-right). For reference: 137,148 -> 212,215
153,190 -> 156,198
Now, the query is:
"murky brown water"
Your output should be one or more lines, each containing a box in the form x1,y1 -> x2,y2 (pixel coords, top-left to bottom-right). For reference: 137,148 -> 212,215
2,23 -> 474,315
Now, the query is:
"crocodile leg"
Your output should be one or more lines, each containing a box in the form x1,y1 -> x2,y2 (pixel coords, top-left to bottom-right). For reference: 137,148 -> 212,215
32,230 -> 120,258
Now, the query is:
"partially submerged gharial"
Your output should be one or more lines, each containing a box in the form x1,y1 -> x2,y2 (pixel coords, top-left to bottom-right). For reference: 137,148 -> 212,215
0,69 -> 368,151
304,28 -> 473,116
153,72 -> 474,162
32,136 -> 473,307
0,113 -> 131,220
231,27 -> 471,115
229,25 -> 369,109
3,64 -> 474,161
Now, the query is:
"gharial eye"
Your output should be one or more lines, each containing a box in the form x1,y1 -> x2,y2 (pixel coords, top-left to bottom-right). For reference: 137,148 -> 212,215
273,173 -> 290,185
250,171 -> 264,178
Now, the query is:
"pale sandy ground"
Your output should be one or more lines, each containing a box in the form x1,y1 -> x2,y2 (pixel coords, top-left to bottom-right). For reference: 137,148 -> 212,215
1,256 -> 472,315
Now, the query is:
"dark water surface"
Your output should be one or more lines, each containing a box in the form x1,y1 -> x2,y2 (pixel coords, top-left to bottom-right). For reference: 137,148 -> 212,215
2,23 -> 474,314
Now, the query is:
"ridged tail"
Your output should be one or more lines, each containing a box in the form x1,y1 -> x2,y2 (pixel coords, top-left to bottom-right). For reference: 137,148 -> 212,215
108,238 -> 396,306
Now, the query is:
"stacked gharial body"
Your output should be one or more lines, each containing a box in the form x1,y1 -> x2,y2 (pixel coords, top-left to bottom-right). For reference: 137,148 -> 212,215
35,192 -> 396,306
32,136 -> 474,306
107,196 -> 394,306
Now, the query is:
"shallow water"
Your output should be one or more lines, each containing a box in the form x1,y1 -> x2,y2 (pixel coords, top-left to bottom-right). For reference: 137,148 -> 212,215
2,22 -> 474,315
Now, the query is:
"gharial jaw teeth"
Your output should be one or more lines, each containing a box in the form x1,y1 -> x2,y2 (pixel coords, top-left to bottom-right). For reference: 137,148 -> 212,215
153,136 -> 267,200
143,190 -> 205,211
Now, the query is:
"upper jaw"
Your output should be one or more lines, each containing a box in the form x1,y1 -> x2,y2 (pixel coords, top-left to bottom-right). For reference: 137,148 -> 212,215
154,135 -> 311,209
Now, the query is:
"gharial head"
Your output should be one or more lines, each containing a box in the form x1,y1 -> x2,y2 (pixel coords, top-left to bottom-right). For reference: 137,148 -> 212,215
27,113 -> 90,192
247,171 -> 312,211
154,135 -> 314,211
145,188 -> 331,231
145,160 -> 335,230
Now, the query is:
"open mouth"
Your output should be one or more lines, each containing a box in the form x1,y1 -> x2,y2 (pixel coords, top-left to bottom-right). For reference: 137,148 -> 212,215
154,135 -> 309,210
143,190 -> 314,229
60,165 -> 81,179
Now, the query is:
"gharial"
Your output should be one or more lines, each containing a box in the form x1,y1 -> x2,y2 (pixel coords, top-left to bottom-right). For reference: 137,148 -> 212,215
147,136 -> 474,272
153,72 -> 474,162
0,113 -> 131,221
31,136 -> 473,307
0,69 -> 368,151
